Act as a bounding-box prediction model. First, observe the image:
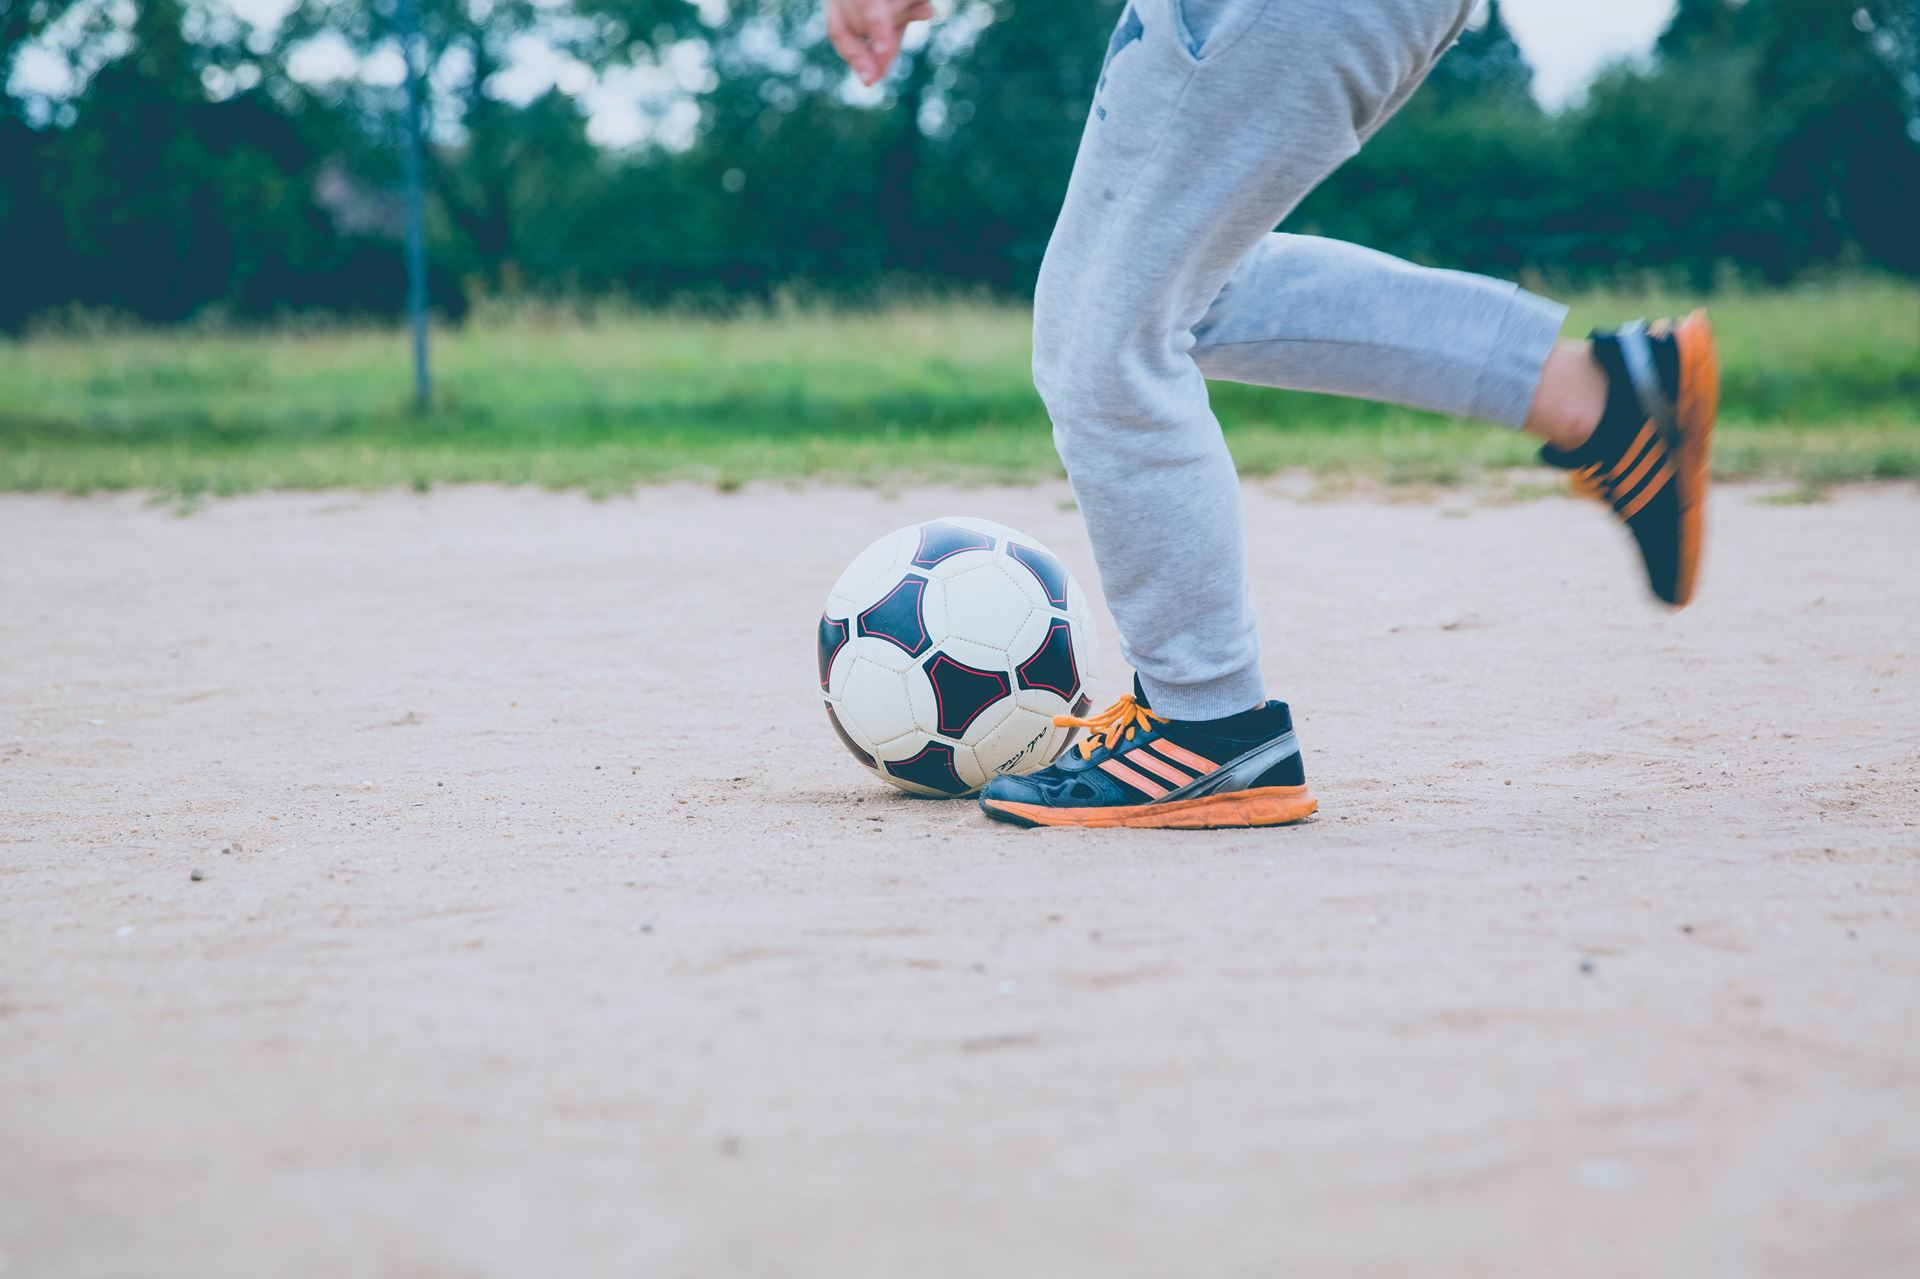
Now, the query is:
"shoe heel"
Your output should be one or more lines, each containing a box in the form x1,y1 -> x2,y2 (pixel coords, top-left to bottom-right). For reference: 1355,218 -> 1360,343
1672,310 -> 1718,607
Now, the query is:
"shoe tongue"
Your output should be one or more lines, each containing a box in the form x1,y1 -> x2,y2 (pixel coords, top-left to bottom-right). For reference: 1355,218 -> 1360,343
1131,673 -> 1151,710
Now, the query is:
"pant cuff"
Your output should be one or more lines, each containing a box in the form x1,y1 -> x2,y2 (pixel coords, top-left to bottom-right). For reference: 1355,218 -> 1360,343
1137,663 -> 1269,722
1469,286 -> 1568,428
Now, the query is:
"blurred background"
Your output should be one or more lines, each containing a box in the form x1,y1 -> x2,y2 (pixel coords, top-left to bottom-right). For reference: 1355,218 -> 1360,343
1,0 -> 1916,497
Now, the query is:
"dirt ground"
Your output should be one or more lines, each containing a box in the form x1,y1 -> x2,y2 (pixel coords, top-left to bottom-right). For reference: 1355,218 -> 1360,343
3,481 -> 1917,1278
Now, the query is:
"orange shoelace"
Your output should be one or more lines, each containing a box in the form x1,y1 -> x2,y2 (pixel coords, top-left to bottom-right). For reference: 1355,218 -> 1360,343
1568,462 -> 1608,502
1052,693 -> 1166,760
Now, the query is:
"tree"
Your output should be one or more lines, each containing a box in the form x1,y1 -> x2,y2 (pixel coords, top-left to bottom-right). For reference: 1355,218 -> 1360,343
1742,0 -> 1920,273
1656,0 -> 1741,61
277,0 -> 700,290
12,0 -> 383,323
1,0 -> 85,118
1424,0 -> 1536,113
920,0 -> 1125,286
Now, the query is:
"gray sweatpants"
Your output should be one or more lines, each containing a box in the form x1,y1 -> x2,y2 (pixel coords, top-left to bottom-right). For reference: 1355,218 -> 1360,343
1034,0 -> 1568,719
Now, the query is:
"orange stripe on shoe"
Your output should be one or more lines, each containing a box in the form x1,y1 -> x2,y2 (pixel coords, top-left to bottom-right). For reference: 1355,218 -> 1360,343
1612,438 -> 1666,502
1618,462 -> 1674,520
1608,423 -> 1656,481
1148,739 -> 1218,775
1126,748 -> 1193,786
1098,758 -> 1168,798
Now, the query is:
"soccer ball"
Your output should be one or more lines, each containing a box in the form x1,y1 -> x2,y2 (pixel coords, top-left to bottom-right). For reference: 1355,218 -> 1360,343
818,516 -> 1100,796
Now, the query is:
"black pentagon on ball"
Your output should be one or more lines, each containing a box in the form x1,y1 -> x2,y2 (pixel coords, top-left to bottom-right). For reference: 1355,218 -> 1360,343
884,740 -> 970,795
923,651 -> 1012,738
823,701 -> 875,767
1015,618 -> 1081,701
910,520 -> 996,568
1007,542 -> 1070,608
817,613 -> 850,690
856,573 -> 932,657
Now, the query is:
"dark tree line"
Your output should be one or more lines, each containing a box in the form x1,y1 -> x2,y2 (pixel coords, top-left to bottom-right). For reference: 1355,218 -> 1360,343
1,0 -> 1915,330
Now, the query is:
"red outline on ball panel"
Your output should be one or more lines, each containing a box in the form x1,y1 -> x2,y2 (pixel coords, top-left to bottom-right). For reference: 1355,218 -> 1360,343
883,739 -> 969,794
1007,542 -> 1070,608
817,613 -> 851,691
923,652 -> 1013,738
855,574 -> 932,657
823,702 -> 876,768
1014,619 -> 1080,700
910,521 -> 997,569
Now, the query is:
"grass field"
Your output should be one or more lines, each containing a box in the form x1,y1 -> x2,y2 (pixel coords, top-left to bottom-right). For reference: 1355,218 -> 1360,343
2,278 -> 1915,496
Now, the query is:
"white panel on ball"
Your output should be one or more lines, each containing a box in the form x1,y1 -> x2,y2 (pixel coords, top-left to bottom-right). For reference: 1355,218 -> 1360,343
826,525 -> 916,611
837,654 -> 919,749
969,705 -> 1065,781
940,561 -> 1038,650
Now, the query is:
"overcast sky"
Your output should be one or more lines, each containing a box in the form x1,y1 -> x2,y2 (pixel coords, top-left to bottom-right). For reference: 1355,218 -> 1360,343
1501,0 -> 1676,105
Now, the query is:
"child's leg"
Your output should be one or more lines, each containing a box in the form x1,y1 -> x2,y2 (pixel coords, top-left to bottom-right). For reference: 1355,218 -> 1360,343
1034,0 -> 1563,719
1192,234 -> 1566,429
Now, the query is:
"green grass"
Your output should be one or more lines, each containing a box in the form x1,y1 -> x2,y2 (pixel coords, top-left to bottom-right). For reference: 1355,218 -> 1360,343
2,279 -> 1916,497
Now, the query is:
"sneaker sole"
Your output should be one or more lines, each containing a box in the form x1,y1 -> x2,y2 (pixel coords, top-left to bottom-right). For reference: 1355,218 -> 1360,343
1670,309 -> 1718,608
980,785 -> 1318,830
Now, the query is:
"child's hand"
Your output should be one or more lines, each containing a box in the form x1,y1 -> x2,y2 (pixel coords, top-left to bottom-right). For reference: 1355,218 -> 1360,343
826,0 -> 937,86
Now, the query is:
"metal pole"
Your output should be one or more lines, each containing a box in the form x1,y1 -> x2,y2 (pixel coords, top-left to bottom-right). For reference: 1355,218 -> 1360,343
398,0 -> 431,413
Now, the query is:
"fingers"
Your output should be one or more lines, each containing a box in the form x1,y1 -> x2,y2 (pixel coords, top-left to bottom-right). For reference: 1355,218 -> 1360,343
860,0 -> 933,84
826,1 -> 877,83
861,0 -> 899,83
827,0 -> 936,86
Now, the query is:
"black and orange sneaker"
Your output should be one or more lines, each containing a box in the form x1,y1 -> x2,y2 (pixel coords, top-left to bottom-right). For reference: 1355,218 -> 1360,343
978,678 -> 1317,829
1541,312 -> 1719,607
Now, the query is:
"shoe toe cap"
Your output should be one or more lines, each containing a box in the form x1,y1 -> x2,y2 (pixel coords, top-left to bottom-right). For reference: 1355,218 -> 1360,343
980,772 -> 1048,806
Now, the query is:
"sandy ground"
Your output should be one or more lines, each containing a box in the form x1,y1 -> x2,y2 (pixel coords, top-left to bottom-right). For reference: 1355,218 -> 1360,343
2,481 -> 1917,1278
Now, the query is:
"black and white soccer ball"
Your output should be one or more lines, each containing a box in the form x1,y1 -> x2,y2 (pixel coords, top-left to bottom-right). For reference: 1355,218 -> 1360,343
818,516 -> 1100,796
